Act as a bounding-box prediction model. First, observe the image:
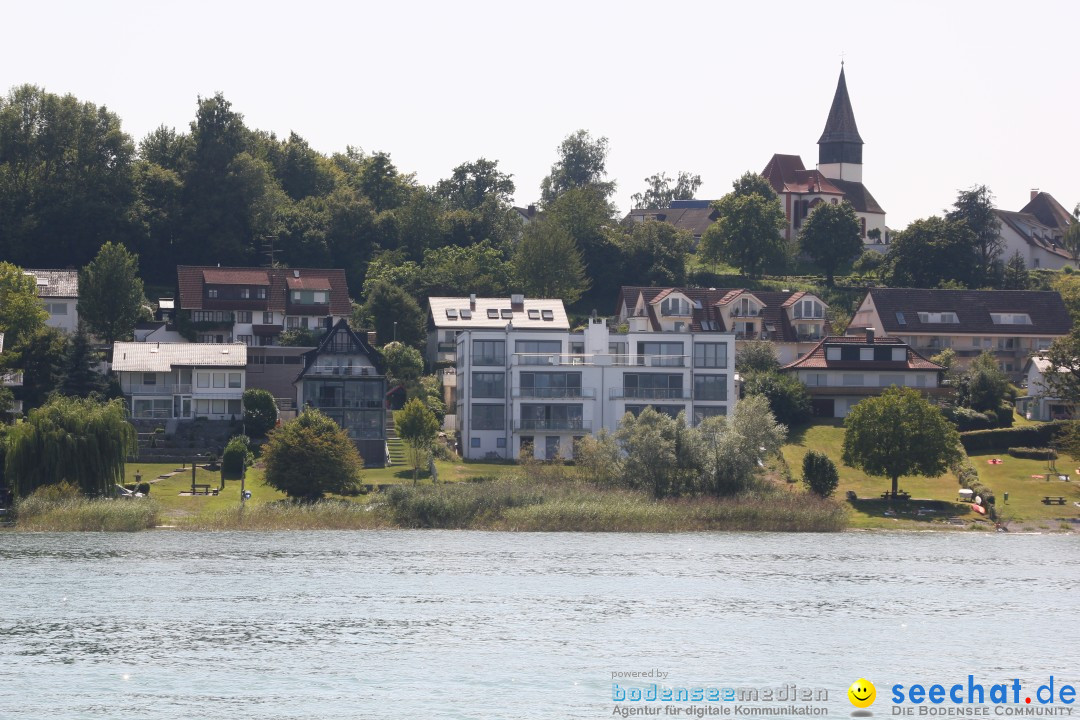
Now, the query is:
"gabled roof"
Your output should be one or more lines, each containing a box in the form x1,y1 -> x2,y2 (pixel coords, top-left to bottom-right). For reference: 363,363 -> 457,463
429,296 -> 569,330
296,319 -> 385,380
25,270 -> 78,298
782,335 -> 941,371
112,342 -> 247,372
818,66 -> 863,146
864,288 -> 1072,336
616,286 -> 830,342
761,154 -> 845,196
1021,192 -> 1074,232
177,266 -> 352,316
624,200 -> 719,238
995,210 -> 1070,259
827,178 -> 885,214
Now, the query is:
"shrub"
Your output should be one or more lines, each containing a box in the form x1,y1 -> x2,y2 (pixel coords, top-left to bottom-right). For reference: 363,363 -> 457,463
742,370 -> 811,427
959,421 -> 1071,453
948,407 -> 993,432
801,450 -> 839,498
1006,446 -> 1057,460
242,389 -> 278,438
991,404 -> 1015,429
222,435 -> 253,478
262,408 -> 364,500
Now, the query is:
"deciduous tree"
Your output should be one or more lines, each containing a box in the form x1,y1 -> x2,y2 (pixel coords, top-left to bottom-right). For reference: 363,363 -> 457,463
263,408 -> 363,500
799,200 -> 863,285
357,280 -> 426,349
78,242 -> 146,347
630,171 -> 702,210
701,173 -> 787,277
514,219 -> 589,303
802,450 -> 839,498
947,185 -> 1002,284
395,398 -> 440,485
242,388 -> 278,437
539,129 -> 615,205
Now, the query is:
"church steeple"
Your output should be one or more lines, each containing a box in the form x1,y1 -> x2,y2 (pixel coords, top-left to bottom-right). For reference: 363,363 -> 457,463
812,65 -> 864,179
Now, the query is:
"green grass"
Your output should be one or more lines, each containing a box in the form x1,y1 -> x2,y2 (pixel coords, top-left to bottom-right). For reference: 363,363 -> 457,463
781,420 -> 1079,531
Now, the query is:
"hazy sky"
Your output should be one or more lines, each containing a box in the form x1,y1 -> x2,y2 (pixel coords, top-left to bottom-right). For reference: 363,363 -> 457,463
3,0 -> 1077,229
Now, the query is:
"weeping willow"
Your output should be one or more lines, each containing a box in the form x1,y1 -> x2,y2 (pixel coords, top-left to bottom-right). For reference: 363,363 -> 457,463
6,396 -> 136,498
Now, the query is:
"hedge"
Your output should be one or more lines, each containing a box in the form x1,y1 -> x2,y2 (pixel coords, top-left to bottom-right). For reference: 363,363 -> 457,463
959,421 -> 1070,453
1006,447 -> 1058,460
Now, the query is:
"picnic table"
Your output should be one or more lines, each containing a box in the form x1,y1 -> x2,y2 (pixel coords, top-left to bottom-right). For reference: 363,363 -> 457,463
881,491 -> 912,501
1042,496 -> 1066,505
190,484 -> 218,496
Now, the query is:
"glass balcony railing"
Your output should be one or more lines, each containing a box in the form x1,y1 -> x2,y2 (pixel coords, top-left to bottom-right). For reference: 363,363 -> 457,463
610,388 -> 690,400
515,418 -> 591,432
513,387 -> 595,399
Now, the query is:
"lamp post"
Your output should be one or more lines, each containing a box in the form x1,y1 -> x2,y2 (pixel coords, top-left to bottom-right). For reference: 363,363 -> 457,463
190,453 -> 203,495
393,321 -> 398,342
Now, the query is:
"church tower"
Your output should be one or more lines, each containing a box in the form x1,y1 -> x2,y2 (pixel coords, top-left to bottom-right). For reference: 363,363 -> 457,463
817,66 -> 863,183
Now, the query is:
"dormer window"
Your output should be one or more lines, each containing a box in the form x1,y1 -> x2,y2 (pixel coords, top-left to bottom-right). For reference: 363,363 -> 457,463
290,290 -> 329,305
731,297 -> 758,317
240,288 -> 250,299
660,296 -> 690,316
257,288 -> 267,299
917,312 -> 958,324
792,299 -> 823,319
990,313 -> 1032,325
207,288 -> 218,299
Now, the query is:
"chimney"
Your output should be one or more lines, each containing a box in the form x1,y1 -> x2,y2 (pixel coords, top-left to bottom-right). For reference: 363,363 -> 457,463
527,204 -> 536,218
865,327 -> 875,344
510,293 -> 524,310
469,293 -> 477,309
1031,189 -> 1040,201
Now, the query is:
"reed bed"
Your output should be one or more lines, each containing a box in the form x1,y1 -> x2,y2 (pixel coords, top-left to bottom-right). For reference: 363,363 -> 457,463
15,497 -> 161,532
180,500 -> 392,531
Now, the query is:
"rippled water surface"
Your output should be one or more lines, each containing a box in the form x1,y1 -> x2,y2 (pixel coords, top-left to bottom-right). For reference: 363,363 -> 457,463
0,531 -> 1077,719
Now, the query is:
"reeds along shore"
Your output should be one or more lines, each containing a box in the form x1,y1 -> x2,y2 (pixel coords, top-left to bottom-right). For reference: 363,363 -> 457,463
7,478 -> 848,533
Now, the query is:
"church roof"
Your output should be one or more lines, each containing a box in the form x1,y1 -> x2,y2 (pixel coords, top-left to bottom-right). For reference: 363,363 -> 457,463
818,66 -> 863,146
761,154 -> 844,195
828,178 -> 885,215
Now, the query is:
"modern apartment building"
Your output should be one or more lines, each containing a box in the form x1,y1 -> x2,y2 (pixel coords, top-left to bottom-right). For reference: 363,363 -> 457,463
176,266 -> 352,346
616,286 -> 830,365
850,288 -> 1071,377
456,316 -> 735,461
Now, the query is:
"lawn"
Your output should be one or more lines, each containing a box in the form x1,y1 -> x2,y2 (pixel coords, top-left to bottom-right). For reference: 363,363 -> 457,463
781,421 -> 1080,531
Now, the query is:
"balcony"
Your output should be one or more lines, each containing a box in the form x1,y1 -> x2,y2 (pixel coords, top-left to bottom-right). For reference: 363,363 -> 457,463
797,334 -> 823,342
1,371 -> 24,387
309,365 -> 379,377
473,355 -> 506,367
437,342 -> 456,353
513,387 -> 595,399
515,419 -> 591,432
610,388 -> 690,400
128,384 -> 193,396
729,308 -> 760,317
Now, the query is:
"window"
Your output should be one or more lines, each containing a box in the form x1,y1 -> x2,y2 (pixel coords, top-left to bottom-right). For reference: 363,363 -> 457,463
623,373 -> 684,399
314,291 -> 329,304
519,436 -> 534,459
895,312 -> 906,326
520,372 -> 582,398
541,310 -> 554,321
197,373 -> 210,388
213,373 -> 226,388
195,399 -> 210,415
519,404 -> 583,430
997,338 -> 1017,351
916,374 -> 928,387
659,296 -> 690,316
990,313 -> 1032,325
545,436 -> 560,460
879,375 -> 905,387
445,309 -> 458,320
236,311 -> 252,323
193,310 -> 232,322
917,312 -> 959,324
472,372 -> 505,398
842,374 -> 864,386
637,341 -> 684,367
500,309 -> 513,319
694,342 -> 728,369
472,340 -> 505,366
516,339 -> 561,364
207,288 -> 218,298
143,373 -> 157,386
472,404 -> 505,430
46,302 -> 69,315
805,373 -> 828,386
287,316 -> 298,329
471,437 -> 481,448
257,287 -> 267,299
486,309 -> 499,319
496,437 -> 506,449
609,342 -> 628,364
694,375 -> 727,401
228,373 -> 242,389
228,399 -> 241,415
240,288 -> 250,299
527,309 -> 540,320
212,399 -> 226,414
238,335 -> 254,347
693,406 -> 728,425
792,299 -> 823,319
263,312 -> 274,324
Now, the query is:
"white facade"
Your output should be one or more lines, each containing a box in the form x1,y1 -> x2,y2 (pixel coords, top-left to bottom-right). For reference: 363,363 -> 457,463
1017,357 -> 1075,421
456,318 -> 736,461
25,270 -> 79,333
113,342 -> 247,420
998,215 -> 1071,271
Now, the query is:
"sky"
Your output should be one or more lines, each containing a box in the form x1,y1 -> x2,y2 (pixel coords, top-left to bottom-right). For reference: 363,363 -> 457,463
3,0 -> 1078,229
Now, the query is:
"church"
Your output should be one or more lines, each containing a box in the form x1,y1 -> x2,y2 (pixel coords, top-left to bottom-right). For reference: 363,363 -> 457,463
761,66 -> 890,249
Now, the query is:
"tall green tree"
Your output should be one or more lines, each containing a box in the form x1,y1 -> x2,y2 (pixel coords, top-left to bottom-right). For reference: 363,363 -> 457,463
14,326 -> 68,410
958,351 -> 1009,412
799,200 -> 863,285
630,171 -> 702,209
513,219 -> 589,303
742,371 -> 812,427
695,394 -> 786,497
947,185 -> 1002,284
242,388 -> 278,437
59,325 -> 107,398
78,242 -> 146,347
802,450 -> 839,498
5,396 -> 135,498
380,342 -> 424,386
612,220 -> 694,287
1000,250 -> 1030,290
841,387 -> 961,498
882,217 -> 978,288
395,398 -> 440,485
541,186 -> 619,302
735,340 -> 780,374
539,129 -> 615,205
1061,216 -> 1080,269
357,280 -> 426,348
263,408 -> 363,500
0,262 -> 48,350
701,172 -> 787,277
614,408 -> 699,499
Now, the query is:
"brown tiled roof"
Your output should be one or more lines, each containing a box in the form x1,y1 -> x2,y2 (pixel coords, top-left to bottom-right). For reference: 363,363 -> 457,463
286,276 -> 332,291
623,200 -> 719,237
866,288 -> 1072,336
1021,192 -> 1074,232
177,266 -> 351,316
827,178 -> 885,214
761,154 -> 845,196
995,209 -> 1071,259
25,269 -> 78,298
782,335 -> 942,371
616,286 -> 831,342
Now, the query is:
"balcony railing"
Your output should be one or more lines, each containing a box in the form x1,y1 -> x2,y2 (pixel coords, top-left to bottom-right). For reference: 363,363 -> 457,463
437,342 -> 456,353
515,419 -> 591,432
509,353 -> 690,368
309,366 -> 379,377
513,387 -> 595,399
610,388 -> 690,400
131,408 -> 172,419
797,334 -> 823,342
1,371 -> 24,387
729,308 -> 760,317
127,383 -> 193,396
472,355 -> 506,366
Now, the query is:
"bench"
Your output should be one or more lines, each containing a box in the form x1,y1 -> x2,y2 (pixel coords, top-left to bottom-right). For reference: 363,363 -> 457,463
881,491 -> 911,501
190,484 -> 219,496
1043,496 -> 1067,505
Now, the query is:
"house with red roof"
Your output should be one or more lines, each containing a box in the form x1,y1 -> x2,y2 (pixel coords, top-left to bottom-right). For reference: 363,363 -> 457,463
780,329 -> 946,418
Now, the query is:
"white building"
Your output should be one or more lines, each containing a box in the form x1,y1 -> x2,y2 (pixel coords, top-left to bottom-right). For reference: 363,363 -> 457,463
456,316 -> 736,461
25,270 -> 79,333
112,342 -> 247,421
0,332 -> 23,415
995,191 -> 1076,270
1017,356 -> 1075,421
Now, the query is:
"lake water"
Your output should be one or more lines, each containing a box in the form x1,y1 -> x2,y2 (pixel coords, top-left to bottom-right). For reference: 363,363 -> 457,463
0,531 -> 1077,719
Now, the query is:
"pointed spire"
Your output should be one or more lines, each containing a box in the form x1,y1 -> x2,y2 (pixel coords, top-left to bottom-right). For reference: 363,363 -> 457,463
818,66 -> 863,146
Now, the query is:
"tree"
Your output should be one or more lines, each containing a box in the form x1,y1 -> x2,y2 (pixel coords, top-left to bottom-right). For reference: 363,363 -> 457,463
78,242 -> 146,346
852,249 -> 885,278
799,200 -> 863,285
14,326 -> 68,410
1001,250 -> 1030,290
1036,331 -> 1080,405
242,388 -> 278,437
222,435 -> 253,479
742,371 -> 812,427
802,450 -> 840,498
395,398 -> 440,485
958,351 -> 1009,412
612,219 -> 694,287
947,185 -> 1002,284
278,328 -> 322,347
0,262 -> 48,349
5,396 -> 135,498
357,279 -> 426,348
59,325 -> 107,397
735,340 -> 780,374
541,186 -> 619,302
380,342 -> 424,386
695,394 -> 786,497
630,171 -> 702,210
701,173 -> 787,277
1061,220 -> 1080,269
539,129 -> 615,205
841,387 -> 961,498
263,408 -> 363,500
882,217 -> 978,288
435,158 -> 515,211
514,219 -> 589,303
614,408 -> 699,499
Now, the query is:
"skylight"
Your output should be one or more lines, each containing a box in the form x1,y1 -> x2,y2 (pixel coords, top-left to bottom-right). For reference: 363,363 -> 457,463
500,309 -> 513,319
895,312 -> 906,326
487,309 -> 499,319
445,309 -> 458,320
528,309 -> 540,320
990,313 -> 1032,325
541,309 -> 554,321
460,309 -> 472,320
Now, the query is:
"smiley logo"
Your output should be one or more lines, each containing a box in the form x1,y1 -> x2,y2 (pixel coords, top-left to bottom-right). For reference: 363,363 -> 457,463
848,678 -> 876,708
